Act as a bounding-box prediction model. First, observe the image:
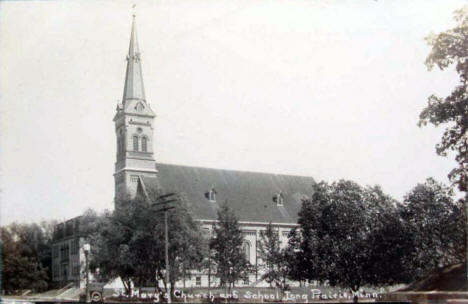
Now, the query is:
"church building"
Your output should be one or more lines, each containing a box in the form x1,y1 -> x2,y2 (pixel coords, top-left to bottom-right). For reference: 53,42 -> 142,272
52,16 -> 316,288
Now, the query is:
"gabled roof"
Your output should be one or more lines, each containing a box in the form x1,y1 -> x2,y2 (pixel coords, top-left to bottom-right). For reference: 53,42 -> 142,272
139,163 -> 316,224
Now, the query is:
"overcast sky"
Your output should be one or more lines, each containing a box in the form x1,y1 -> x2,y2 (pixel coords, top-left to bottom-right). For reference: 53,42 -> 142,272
1,0 -> 465,225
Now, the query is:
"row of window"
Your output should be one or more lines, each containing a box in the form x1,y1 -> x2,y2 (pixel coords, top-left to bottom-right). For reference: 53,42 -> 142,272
53,262 -> 80,279
117,135 -> 149,154
54,219 -> 80,240
203,229 -> 290,239
204,188 -> 284,206
53,239 -> 79,259
201,231 -> 288,263
194,276 -> 249,286
133,135 -> 148,152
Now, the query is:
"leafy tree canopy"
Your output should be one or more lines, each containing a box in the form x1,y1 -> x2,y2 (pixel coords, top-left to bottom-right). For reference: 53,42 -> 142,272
87,193 -> 204,299
295,180 -> 409,296
258,222 -> 289,291
210,203 -> 251,289
401,178 -> 465,279
1,224 -> 51,293
420,6 -> 468,191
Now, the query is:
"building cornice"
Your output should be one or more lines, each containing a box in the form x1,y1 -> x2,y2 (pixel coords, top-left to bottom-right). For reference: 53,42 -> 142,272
114,167 -> 158,176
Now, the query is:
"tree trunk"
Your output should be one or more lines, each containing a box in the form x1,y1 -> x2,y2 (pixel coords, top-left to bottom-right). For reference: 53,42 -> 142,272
183,263 -> 186,288
352,287 -> 359,303
170,280 -> 175,303
121,277 -> 132,296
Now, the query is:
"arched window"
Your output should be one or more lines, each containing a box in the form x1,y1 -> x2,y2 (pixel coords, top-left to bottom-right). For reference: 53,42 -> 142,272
209,189 -> 216,202
142,137 -> 147,152
277,193 -> 284,206
205,187 -> 217,202
133,136 -> 139,151
117,137 -> 121,155
243,241 -> 250,262
273,191 -> 284,206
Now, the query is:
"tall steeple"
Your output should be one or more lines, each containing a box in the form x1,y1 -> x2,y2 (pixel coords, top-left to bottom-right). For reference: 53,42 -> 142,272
114,15 -> 157,200
122,15 -> 146,107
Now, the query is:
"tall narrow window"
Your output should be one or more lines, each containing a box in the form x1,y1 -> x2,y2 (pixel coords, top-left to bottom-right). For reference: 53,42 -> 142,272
277,193 -> 284,206
209,189 -> 216,202
142,137 -> 147,152
133,136 -> 139,151
243,242 -> 250,262
209,188 -> 217,202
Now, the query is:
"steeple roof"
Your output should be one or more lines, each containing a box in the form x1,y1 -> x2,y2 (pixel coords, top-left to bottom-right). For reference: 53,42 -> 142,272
122,16 -> 146,106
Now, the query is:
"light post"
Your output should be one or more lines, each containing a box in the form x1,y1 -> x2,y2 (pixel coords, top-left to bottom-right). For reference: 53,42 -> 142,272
208,245 -> 212,290
83,243 -> 91,303
164,209 -> 170,303
151,193 -> 178,304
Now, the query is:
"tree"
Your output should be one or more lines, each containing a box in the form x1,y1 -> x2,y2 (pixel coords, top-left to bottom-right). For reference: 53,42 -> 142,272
210,203 -> 250,290
1,225 -> 49,294
401,178 -> 465,279
84,206 -> 136,295
321,180 -> 371,298
86,197 -> 164,296
163,196 -> 205,296
296,181 -> 331,284
283,228 -> 304,284
295,180 -> 410,302
419,6 -> 468,191
361,186 -> 413,285
1,220 -> 57,293
88,193 -> 204,300
258,222 -> 289,291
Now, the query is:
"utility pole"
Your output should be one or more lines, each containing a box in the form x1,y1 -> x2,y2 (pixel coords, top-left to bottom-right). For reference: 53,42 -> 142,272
208,247 -> 211,290
83,243 -> 91,303
164,210 -> 170,303
151,193 -> 178,304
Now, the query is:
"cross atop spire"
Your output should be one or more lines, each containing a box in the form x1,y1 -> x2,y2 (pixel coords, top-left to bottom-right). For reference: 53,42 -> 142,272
122,15 -> 146,106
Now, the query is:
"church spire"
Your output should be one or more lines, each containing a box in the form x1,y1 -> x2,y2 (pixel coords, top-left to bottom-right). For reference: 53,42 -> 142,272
122,15 -> 146,106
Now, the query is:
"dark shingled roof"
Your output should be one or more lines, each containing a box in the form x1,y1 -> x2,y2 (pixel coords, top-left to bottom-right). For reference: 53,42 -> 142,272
140,163 -> 316,224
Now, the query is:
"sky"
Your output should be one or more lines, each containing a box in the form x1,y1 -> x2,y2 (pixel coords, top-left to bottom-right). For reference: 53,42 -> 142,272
0,0 -> 465,225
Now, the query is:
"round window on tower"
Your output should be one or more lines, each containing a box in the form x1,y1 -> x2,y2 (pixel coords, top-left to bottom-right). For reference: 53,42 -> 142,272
137,127 -> 143,134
